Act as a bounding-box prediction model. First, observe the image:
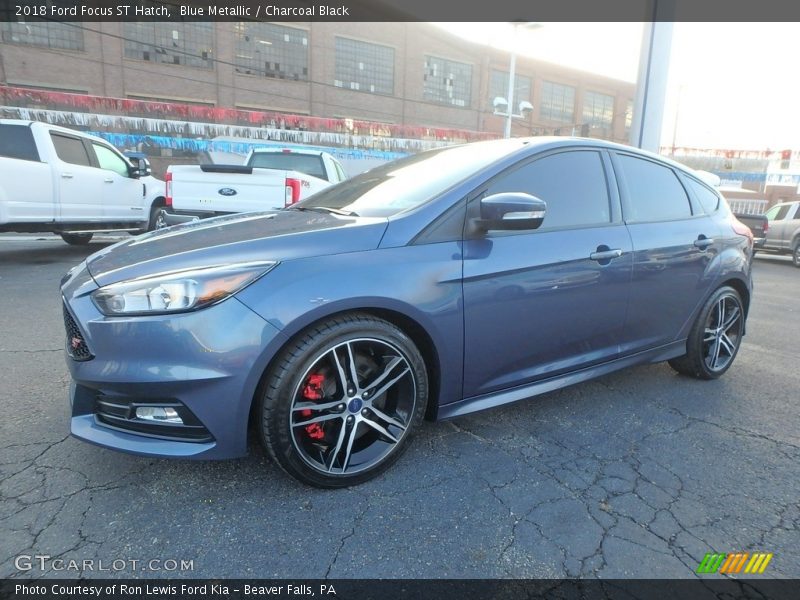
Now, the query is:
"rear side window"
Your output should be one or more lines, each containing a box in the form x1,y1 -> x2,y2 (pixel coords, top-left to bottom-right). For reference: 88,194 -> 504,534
684,177 -> 720,213
617,154 -> 692,222
766,205 -> 791,221
50,133 -> 91,166
248,152 -> 326,179
0,124 -> 40,161
483,150 -> 612,230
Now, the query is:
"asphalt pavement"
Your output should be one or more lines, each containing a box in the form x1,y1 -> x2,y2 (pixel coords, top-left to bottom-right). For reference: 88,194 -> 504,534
1,235 -> 798,579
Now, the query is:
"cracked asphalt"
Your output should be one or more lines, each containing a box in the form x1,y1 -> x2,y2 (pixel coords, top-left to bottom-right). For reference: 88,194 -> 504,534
1,236 -> 798,580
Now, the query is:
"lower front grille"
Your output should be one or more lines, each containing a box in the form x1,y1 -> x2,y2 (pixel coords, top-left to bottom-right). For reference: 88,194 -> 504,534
63,304 -> 93,361
94,396 -> 214,443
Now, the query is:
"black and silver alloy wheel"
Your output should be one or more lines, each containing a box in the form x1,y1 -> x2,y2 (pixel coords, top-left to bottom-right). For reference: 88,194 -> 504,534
669,285 -> 745,380
259,314 -> 427,487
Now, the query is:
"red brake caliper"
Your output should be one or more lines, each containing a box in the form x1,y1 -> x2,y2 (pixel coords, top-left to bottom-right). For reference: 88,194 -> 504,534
300,373 -> 326,440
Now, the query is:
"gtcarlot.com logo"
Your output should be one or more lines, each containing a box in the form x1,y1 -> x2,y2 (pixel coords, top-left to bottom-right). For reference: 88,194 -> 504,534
14,554 -> 194,573
697,552 -> 773,575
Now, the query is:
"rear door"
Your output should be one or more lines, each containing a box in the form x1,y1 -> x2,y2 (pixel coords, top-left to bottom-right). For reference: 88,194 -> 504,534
611,152 -> 720,352
462,149 -> 633,398
50,132 -> 104,221
88,142 -> 145,220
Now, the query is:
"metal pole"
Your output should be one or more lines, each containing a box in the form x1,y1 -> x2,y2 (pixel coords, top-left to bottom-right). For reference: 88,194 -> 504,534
504,25 -> 517,139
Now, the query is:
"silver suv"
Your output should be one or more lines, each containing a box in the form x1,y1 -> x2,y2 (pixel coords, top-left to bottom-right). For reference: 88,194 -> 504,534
763,201 -> 800,267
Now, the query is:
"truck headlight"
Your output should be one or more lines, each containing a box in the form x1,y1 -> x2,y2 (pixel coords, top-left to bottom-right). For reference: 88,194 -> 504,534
91,262 -> 277,316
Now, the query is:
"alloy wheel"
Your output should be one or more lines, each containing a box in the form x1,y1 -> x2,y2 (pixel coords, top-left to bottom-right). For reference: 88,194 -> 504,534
288,338 -> 416,476
702,293 -> 743,372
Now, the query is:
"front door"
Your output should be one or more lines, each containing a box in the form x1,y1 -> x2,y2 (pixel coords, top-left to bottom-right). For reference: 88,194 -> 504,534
462,149 -> 632,399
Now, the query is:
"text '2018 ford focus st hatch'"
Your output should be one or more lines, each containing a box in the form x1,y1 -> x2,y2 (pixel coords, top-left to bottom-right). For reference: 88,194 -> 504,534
62,138 -> 754,487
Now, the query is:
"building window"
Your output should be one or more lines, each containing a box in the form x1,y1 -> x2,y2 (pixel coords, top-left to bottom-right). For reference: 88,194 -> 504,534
234,22 -> 308,80
625,99 -> 634,135
582,91 -> 615,129
1,16 -> 83,51
423,56 -> 472,108
124,17 -> 214,69
539,81 -> 575,124
334,37 -> 394,95
489,69 -> 531,107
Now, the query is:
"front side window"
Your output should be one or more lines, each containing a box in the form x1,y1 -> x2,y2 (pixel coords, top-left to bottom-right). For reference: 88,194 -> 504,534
617,154 -> 692,222
92,144 -> 130,177
482,150 -> 611,230
50,134 -> 91,166
423,56 -> 472,107
334,37 -> 394,95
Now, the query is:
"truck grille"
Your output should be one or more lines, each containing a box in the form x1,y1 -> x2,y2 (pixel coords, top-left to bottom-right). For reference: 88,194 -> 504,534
63,304 -> 93,361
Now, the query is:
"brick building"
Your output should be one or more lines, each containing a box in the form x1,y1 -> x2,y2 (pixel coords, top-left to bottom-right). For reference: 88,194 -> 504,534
0,21 -> 635,141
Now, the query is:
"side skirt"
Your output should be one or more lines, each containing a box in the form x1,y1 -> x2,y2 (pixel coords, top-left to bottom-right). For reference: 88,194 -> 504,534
438,340 -> 687,420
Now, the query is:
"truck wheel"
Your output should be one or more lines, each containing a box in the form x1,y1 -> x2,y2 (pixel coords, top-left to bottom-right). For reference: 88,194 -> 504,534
154,209 -> 170,230
60,233 -> 93,245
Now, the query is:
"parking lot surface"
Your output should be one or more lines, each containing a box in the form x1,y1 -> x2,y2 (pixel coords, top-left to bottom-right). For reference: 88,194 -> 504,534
1,235 -> 798,579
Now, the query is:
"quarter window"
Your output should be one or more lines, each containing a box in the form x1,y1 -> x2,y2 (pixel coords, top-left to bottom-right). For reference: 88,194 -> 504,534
484,151 -> 611,230
92,144 -> 130,177
617,155 -> 691,222
685,178 -> 720,213
50,134 -> 91,167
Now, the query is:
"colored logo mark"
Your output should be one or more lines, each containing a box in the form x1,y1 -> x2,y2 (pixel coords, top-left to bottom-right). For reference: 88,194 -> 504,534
697,552 -> 773,574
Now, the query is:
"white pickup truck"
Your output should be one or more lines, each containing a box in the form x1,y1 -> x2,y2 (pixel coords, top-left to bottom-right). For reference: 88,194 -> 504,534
161,147 -> 348,227
0,119 -> 163,244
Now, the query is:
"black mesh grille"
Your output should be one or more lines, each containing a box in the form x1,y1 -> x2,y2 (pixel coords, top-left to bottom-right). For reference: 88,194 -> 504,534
63,304 -> 93,361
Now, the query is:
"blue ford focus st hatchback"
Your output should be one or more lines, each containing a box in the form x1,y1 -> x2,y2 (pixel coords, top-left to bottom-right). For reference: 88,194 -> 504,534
62,138 -> 753,487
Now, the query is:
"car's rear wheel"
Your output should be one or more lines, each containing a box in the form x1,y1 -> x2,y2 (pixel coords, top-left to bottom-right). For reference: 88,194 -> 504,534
258,314 -> 428,487
792,241 -> 800,267
668,286 -> 744,379
60,232 -> 93,245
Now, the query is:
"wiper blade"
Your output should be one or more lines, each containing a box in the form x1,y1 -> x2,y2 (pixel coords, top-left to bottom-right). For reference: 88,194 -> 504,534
289,206 -> 359,217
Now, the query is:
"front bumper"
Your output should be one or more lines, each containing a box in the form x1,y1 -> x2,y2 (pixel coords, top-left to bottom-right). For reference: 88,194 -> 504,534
63,268 -> 287,460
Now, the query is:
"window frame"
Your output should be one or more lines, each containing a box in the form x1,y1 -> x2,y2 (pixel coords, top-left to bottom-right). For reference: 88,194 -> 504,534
464,147 -> 622,238
610,151 -> 701,224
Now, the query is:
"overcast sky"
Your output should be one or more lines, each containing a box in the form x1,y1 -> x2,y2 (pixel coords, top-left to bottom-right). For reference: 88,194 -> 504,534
439,22 -> 798,151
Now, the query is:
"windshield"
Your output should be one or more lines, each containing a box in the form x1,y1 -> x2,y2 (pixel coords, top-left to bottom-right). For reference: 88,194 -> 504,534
291,140 -> 524,218
249,152 -> 327,179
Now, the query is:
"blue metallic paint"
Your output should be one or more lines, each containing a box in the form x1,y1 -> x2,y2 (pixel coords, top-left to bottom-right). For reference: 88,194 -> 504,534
62,138 -> 753,461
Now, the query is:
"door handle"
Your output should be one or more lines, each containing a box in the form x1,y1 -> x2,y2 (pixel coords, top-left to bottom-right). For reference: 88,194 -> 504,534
590,248 -> 623,261
694,236 -> 714,249
61,173 -> 74,179
104,178 -> 114,183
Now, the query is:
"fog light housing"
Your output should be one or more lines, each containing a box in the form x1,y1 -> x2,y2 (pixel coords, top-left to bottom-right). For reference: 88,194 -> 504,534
135,406 -> 183,424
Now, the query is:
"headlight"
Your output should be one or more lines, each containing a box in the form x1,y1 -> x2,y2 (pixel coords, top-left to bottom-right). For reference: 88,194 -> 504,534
91,262 -> 277,316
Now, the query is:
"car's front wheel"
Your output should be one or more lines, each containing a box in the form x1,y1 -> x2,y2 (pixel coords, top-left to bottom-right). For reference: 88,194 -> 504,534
792,241 -> 800,268
668,285 -> 745,379
258,314 -> 428,487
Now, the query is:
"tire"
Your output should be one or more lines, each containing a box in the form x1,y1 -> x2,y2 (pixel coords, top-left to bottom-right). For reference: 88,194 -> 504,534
144,203 -> 166,232
668,286 -> 745,380
60,232 -> 93,245
154,208 -> 170,230
792,241 -> 800,268
258,313 -> 428,488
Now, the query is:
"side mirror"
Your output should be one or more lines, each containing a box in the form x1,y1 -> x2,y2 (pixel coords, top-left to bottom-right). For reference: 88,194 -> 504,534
473,192 -> 546,232
127,156 -> 152,178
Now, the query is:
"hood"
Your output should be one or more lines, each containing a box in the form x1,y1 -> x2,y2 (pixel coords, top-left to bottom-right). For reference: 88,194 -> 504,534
86,210 -> 388,287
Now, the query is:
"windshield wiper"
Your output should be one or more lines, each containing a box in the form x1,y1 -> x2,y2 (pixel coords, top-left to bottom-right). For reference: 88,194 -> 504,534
289,206 -> 359,217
